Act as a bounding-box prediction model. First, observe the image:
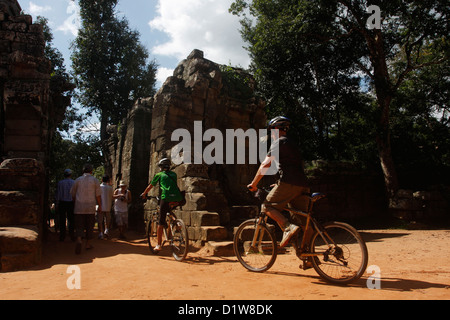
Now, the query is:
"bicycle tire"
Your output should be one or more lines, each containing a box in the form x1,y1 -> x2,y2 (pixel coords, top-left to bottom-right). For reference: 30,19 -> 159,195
310,221 -> 368,285
170,219 -> 189,261
146,213 -> 159,254
233,219 -> 277,272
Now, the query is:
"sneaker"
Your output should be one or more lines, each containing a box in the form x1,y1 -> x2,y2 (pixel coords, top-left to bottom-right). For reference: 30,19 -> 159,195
153,245 -> 162,252
280,224 -> 299,247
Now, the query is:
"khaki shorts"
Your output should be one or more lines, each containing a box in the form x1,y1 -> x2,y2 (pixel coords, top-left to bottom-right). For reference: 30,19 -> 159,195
263,182 -> 310,213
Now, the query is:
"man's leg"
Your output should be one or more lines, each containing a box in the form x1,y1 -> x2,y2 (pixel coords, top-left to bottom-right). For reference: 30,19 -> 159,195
58,203 -> 67,241
263,205 -> 299,247
263,183 -> 301,247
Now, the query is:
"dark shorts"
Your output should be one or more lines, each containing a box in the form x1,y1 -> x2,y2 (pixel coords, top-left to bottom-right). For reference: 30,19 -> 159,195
263,182 -> 310,213
74,214 -> 96,239
159,200 -> 170,227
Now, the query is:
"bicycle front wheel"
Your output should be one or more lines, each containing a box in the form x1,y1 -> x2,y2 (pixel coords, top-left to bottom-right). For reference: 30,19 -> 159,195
310,222 -> 368,284
170,219 -> 189,261
233,219 -> 277,272
146,213 -> 159,254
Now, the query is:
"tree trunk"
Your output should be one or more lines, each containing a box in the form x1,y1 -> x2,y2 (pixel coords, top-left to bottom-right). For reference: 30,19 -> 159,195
100,114 -> 112,178
370,30 -> 400,200
375,119 -> 399,199
373,75 -> 399,201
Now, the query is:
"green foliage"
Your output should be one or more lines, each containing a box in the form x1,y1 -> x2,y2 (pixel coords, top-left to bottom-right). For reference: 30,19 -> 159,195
390,57 -> 450,188
71,0 -> 158,134
219,65 -> 254,100
49,132 -> 103,200
230,0 -> 449,189
35,15 -> 103,201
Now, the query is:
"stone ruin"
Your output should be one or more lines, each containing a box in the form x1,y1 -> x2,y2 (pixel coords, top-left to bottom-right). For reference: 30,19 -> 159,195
108,49 -> 450,252
109,49 -> 267,249
1,1 -> 447,271
0,0 -> 72,271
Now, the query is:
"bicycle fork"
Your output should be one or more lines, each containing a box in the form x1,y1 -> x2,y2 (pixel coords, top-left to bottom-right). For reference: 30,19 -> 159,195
250,215 -> 267,251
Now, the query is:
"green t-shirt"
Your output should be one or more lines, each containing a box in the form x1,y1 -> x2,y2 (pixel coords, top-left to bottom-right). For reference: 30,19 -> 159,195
150,171 -> 182,202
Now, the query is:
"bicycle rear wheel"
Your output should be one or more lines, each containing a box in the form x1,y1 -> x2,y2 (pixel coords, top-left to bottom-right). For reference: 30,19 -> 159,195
170,219 -> 189,261
146,213 -> 159,254
233,219 -> 277,272
310,221 -> 368,284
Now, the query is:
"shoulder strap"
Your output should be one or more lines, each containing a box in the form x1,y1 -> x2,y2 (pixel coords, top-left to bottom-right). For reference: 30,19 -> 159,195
163,172 -> 181,192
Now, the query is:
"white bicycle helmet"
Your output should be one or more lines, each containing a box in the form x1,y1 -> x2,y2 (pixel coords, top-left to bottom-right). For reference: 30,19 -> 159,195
158,158 -> 171,169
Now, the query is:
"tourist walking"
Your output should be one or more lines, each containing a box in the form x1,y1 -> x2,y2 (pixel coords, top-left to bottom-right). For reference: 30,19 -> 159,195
98,175 -> 113,239
113,180 -> 131,240
55,169 -> 75,242
71,164 -> 102,254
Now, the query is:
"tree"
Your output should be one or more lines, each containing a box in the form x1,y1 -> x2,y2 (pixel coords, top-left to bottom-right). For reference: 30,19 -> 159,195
71,0 -> 158,174
230,0 -> 449,198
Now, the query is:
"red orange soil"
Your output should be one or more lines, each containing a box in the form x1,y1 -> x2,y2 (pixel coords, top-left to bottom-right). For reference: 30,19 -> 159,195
1,228 -> 449,300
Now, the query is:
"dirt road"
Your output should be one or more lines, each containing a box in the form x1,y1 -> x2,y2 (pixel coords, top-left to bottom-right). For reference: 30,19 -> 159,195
1,228 -> 449,300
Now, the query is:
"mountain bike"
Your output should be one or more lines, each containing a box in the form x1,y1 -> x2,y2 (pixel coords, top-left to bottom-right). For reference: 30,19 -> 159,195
233,189 -> 368,284
144,196 -> 189,261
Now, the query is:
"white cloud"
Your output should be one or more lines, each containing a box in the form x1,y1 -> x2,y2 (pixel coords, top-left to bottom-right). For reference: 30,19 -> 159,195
56,0 -> 80,37
27,1 -> 51,16
149,0 -> 250,68
156,67 -> 175,86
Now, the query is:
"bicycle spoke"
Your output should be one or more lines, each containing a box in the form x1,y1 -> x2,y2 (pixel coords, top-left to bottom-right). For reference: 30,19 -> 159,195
171,219 -> 189,261
311,222 -> 368,284
234,220 -> 277,272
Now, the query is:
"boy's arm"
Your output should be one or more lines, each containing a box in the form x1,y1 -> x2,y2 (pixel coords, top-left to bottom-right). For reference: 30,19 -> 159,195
140,184 -> 153,199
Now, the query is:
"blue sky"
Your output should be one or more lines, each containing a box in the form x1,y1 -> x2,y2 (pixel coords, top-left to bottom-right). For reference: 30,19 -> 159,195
22,0 -> 251,88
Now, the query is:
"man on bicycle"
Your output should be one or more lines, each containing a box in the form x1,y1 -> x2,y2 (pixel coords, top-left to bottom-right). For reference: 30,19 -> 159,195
248,116 -> 310,247
140,158 -> 183,251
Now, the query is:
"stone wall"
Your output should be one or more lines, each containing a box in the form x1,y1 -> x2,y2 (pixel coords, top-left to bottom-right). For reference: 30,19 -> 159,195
0,0 -> 70,271
305,161 -> 388,220
107,97 -> 153,231
389,187 -> 450,221
110,49 -> 266,241
147,49 -> 267,242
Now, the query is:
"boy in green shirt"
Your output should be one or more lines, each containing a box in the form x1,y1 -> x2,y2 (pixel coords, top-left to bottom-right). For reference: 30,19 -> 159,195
140,158 -> 183,251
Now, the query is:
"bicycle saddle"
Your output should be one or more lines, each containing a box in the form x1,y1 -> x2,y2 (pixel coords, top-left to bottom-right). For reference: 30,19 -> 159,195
310,192 -> 326,202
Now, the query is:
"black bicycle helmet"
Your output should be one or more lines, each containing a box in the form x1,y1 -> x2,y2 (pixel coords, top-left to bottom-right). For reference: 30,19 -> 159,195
268,116 -> 291,130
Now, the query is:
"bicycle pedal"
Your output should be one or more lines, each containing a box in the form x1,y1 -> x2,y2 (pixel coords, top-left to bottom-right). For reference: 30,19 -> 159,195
300,261 -> 313,270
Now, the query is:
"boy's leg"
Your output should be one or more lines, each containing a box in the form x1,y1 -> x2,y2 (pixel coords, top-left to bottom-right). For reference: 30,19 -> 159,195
155,200 -> 170,250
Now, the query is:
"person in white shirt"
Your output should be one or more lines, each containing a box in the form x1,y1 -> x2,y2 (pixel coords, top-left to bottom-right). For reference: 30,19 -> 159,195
98,175 -> 114,239
113,180 -> 131,240
71,163 -> 101,254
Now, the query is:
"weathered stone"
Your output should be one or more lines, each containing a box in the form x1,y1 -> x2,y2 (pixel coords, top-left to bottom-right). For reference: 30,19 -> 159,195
189,226 -> 228,241
190,211 -> 220,227
0,226 -> 39,254
203,241 -> 234,256
0,226 -> 40,272
0,1 -> 72,271
109,49 -> 266,242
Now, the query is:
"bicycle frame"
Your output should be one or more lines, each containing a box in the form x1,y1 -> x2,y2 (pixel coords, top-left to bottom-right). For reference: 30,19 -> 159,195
161,213 -> 177,245
236,190 -> 368,283
251,206 -> 336,259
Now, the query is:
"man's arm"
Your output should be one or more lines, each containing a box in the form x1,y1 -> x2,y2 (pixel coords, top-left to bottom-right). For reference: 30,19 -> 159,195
247,155 -> 274,191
